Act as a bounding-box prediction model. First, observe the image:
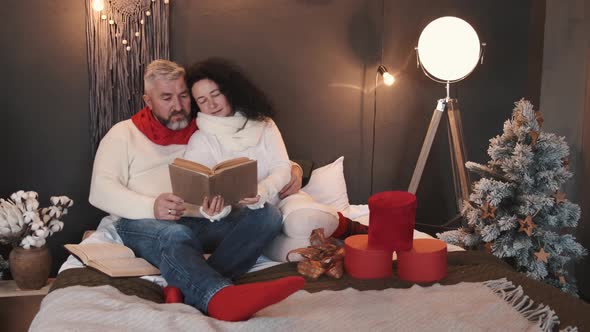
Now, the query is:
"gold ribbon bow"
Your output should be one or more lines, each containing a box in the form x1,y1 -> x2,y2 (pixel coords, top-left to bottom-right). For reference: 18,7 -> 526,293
286,228 -> 345,279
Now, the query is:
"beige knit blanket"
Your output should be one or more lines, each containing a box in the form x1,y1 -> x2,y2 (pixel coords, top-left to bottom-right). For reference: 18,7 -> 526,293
31,278 -> 571,332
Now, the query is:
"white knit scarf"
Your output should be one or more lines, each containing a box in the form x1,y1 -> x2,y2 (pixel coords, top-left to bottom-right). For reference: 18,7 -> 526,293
196,112 -> 266,152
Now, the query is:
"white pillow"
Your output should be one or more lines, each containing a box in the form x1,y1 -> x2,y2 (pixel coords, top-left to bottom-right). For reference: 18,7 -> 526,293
301,156 -> 350,212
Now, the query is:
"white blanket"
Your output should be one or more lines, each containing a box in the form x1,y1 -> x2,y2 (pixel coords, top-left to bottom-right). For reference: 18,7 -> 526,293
30,279 -> 559,332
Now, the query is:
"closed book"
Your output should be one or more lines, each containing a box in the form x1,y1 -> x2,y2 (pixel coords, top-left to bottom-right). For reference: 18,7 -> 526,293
64,243 -> 160,277
169,157 -> 258,205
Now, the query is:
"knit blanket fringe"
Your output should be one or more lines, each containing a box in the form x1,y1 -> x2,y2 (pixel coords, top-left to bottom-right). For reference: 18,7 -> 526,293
483,278 -> 576,332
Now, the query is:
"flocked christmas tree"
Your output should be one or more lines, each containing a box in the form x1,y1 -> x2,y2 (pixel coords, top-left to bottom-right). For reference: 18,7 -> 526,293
438,99 -> 587,295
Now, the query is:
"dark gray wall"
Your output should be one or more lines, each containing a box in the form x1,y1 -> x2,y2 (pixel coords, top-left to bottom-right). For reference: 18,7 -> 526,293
0,1 -> 104,276
1,0 -> 551,286
540,0 -> 590,301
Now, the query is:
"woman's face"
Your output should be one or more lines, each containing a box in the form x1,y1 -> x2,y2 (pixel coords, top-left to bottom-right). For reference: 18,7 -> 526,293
191,79 -> 233,117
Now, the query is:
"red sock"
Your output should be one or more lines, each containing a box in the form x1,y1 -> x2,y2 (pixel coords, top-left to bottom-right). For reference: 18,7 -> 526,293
208,276 -> 305,321
163,286 -> 184,303
332,212 -> 369,239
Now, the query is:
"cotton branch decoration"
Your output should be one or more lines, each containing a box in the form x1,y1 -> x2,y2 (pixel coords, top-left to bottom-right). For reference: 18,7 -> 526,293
0,191 -> 73,249
438,99 -> 587,295
86,0 -> 170,152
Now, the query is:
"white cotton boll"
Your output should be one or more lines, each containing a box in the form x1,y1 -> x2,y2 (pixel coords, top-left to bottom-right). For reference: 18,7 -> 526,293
31,221 -> 42,231
35,238 -> 46,247
43,214 -> 51,223
23,211 -> 36,223
60,196 -> 69,205
10,193 -> 18,201
0,227 -> 10,235
50,196 -> 59,205
27,191 -> 38,199
67,200 -> 74,207
25,199 -> 35,211
35,229 -> 46,237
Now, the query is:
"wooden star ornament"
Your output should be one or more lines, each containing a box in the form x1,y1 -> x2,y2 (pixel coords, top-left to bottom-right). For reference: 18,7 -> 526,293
480,201 -> 497,220
535,111 -> 544,127
529,131 -> 540,146
553,191 -> 566,204
484,241 -> 494,254
534,248 -> 550,263
518,215 -> 535,237
562,158 -> 570,169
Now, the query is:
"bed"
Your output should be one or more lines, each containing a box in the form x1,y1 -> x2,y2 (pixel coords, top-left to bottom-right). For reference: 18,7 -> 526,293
29,159 -> 590,331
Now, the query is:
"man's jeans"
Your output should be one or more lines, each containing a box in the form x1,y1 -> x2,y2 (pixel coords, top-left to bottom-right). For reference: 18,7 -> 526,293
114,205 -> 282,313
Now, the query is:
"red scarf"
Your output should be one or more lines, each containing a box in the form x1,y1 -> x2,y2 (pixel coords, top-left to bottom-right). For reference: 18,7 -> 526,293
131,107 -> 198,146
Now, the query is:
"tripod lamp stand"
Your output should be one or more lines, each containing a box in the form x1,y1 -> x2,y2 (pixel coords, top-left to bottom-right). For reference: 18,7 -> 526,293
408,16 -> 485,216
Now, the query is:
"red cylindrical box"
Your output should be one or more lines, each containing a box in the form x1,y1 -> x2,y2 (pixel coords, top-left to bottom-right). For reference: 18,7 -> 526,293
397,238 -> 447,283
368,191 -> 417,251
344,235 -> 393,279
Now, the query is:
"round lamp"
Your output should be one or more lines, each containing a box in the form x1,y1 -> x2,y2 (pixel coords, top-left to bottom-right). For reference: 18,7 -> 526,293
417,16 -> 481,83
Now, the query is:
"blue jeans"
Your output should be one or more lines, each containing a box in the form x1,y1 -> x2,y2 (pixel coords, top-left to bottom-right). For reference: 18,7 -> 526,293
114,205 -> 282,313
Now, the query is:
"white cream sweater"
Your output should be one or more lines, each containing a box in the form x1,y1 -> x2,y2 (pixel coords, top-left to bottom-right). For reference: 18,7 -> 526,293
185,116 -> 291,206
89,120 -> 186,220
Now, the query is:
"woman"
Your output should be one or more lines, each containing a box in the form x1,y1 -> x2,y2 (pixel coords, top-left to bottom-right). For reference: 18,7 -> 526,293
184,58 -> 344,262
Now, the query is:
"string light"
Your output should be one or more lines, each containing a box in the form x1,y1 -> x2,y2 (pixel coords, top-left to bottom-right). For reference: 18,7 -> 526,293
91,0 -> 105,12
101,14 -> 107,20
109,19 -> 114,25
135,32 -> 140,37
146,11 -> 151,16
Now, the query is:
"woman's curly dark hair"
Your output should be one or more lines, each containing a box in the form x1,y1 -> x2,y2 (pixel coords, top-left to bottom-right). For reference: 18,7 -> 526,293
186,58 -> 275,121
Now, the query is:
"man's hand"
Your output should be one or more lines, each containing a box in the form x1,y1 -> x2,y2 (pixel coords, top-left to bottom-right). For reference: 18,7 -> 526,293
154,193 -> 186,221
279,163 -> 303,199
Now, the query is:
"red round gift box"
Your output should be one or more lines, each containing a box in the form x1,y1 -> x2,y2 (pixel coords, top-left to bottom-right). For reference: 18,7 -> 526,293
397,238 -> 447,283
368,191 -> 417,252
344,234 -> 393,279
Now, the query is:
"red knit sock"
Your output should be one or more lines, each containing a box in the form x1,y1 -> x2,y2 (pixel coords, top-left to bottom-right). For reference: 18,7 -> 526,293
208,276 -> 305,321
163,286 -> 184,303
332,212 -> 369,239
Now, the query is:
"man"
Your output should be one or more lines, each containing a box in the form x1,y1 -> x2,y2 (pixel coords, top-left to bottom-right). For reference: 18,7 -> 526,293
89,59 -> 304,321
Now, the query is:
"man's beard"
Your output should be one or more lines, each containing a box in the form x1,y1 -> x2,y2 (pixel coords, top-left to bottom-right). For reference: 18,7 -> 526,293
153,110 -> 190,130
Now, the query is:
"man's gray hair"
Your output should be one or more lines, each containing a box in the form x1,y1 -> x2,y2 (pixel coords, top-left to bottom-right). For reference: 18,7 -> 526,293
144,59 -> 185,94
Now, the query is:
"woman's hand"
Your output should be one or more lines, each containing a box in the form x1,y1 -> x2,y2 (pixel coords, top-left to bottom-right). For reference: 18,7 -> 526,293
201,195 -> 224,216
239,195 -> 260,205
279,163 -> 303,199
154,193 -> 186,221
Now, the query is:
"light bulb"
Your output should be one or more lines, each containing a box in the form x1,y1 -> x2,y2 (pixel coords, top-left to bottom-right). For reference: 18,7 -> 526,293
377,65 -> 395,86
383,72 -> 395,86
417,16 -> 480,81
91,0 -> 105,12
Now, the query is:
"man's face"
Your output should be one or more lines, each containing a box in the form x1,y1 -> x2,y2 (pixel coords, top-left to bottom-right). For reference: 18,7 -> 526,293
143,76 -> 191,130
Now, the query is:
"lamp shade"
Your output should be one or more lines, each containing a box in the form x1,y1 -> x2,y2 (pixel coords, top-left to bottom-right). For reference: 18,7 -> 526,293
417,16 -> 481,82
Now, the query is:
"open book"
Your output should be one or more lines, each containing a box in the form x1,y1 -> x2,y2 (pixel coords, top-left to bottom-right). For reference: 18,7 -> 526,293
169,157 -> 258,205
64,243 -> 160,277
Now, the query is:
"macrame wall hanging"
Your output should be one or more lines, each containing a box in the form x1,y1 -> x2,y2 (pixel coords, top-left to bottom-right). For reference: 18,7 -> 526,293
86,0 -> 170,152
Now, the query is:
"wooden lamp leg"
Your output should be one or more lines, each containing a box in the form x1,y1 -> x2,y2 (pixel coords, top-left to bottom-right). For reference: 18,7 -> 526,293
408,100 -> 446,194
446,99 -> 470,211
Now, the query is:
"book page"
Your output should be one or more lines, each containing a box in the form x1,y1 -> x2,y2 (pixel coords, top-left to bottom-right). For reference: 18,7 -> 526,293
172,158 -> 213,176
65,243 -> 135,263
91,258 -> 160,277
212,157 -> 252,173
